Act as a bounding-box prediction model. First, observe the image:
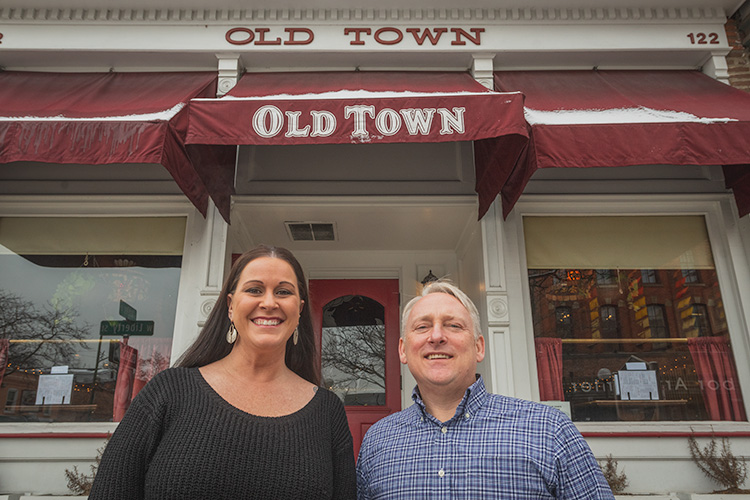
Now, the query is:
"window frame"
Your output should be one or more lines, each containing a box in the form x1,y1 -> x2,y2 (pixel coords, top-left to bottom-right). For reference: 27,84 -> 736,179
646,304 -> 669,339
508,193 -> 750,432
599,304 -> 620,339
555,305 -> 574,338
0,194 -> 203,434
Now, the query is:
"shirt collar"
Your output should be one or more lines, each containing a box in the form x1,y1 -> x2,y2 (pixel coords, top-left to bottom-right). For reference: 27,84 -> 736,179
411,375 -> 487,424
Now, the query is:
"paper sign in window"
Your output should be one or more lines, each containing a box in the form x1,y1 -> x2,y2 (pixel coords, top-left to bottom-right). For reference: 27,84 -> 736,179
35,374 -> 74,405
618,370 -> 660,401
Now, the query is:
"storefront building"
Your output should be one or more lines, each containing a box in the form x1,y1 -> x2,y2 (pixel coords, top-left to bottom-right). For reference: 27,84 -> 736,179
1,0 -> 750,495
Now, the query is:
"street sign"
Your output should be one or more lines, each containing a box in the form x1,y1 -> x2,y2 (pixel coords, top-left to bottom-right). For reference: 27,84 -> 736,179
119,300 -> 137,322
100,320 -> 154,336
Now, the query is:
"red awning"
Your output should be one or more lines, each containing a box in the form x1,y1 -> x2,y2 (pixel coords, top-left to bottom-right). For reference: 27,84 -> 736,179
0,71 -> 234,221
186,71 -> 529,217
491,70 -> 750,217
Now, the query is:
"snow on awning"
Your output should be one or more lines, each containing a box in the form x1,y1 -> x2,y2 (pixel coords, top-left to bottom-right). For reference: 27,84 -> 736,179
0,71 -> 234,221
491,70 -> 750,218
186,71 -> 530,218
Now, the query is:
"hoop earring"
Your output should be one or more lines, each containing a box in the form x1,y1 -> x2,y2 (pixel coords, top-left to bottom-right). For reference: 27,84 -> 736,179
293,328 -> 299,346
226,322 -> 238,344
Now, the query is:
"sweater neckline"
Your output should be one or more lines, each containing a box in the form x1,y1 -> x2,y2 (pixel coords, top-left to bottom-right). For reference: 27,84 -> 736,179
190,367 -> 324,421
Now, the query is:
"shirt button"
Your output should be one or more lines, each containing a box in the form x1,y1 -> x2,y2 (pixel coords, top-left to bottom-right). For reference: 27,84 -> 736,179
465,412 -> 471,419
438,468 -> 445,478
441,426 -> 447,434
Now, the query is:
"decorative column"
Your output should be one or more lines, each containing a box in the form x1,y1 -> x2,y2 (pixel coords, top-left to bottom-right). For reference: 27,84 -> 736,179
170,200 -> 229,363
481,200 -> 516,397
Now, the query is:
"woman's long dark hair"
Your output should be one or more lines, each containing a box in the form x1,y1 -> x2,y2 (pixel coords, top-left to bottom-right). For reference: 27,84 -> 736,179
176,244 -> 320,385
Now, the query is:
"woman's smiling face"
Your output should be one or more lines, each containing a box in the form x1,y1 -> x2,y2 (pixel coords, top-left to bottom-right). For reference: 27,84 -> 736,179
227,256 -> 303,351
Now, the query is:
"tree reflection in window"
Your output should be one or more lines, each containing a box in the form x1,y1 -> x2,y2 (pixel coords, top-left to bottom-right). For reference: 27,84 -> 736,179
321,295 -> 386,406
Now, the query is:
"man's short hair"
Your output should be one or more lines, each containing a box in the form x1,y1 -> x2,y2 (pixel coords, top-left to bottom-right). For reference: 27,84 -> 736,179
401,280 -> 482,340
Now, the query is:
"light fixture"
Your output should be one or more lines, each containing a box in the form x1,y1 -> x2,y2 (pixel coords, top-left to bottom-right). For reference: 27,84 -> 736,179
421,270 -> 437,285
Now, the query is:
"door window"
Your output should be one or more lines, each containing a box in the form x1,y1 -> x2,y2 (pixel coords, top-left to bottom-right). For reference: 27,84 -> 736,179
321,295 -> 386,406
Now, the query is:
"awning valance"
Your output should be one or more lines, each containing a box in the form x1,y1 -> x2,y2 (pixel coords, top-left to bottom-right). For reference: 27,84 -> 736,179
491,70 -> 750,218
186,71 -> 530,217
0,71 -> 234,221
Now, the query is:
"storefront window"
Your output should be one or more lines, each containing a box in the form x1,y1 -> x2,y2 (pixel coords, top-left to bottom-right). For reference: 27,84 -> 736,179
0,217 -> 185,423
526,216 -> 746,422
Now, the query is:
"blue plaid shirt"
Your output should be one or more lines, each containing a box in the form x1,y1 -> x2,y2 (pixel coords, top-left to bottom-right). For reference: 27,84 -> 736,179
357,377 -> 614,499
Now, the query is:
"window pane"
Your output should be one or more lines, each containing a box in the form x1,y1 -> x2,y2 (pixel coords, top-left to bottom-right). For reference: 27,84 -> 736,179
321,295 -> 385,406
526,216 -> 746,422
600,306 -> 619,339
596,270 -> 618,285
555,307 -> 573,338
0,217 -> 183,423
641,269 -> 658,284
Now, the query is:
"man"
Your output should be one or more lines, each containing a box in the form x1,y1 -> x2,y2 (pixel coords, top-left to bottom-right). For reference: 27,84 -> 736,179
356,281 -> 614,499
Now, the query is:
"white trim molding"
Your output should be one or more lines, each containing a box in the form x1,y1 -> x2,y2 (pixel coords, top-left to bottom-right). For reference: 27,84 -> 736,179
0,7 -> 729,23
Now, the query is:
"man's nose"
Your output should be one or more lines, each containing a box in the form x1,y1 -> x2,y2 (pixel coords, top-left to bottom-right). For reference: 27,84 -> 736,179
428,324 -> 447,343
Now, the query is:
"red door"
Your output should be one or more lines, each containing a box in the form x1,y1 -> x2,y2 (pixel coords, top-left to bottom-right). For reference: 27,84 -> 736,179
309,279 -> 401,457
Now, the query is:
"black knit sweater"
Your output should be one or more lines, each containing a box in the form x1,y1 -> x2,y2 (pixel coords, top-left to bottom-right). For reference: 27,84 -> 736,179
89,367 -> 356,500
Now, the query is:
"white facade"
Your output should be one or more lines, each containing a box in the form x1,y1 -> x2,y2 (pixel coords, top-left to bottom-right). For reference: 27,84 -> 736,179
1,0 -> 750,496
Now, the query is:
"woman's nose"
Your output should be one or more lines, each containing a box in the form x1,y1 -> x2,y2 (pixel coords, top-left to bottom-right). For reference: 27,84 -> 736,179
260,291 -> 277,308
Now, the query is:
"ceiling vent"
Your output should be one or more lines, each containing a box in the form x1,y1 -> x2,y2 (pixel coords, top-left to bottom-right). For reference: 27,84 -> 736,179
285,222 -> 337,241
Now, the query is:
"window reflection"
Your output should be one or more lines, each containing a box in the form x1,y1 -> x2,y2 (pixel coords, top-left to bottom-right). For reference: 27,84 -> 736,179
555,307 -> 573,338
321,295 -> 386,406
525,216 -> 745,422
600,305 -> 619,339
0,217 -> 183,423
530,267 -> 745,422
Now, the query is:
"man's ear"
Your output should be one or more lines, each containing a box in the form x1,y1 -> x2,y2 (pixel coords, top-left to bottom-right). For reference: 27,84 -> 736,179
475,335 -> 485,363
398,337 -> 408,365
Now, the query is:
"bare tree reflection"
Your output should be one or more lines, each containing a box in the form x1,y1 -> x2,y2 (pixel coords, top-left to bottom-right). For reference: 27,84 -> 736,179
321,324 -> 385,392
0,290 -> 90,375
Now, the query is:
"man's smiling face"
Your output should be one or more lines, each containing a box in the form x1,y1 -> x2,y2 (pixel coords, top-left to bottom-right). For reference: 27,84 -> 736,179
399,292 -> 484,394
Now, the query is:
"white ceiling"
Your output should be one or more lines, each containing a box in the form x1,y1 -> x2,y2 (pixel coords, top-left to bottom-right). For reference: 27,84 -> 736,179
228,197 -> 479,252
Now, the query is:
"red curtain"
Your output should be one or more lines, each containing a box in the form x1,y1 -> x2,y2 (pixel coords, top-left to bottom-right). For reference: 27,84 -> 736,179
687,336 -> 746,421
0,339 -> 9,387
113,342 -> 138,422
128,338 -> 172,399
535,337 -> 564,401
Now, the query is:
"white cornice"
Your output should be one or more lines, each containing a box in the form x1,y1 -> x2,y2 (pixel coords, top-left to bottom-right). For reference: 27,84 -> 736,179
0,6 -> 729,24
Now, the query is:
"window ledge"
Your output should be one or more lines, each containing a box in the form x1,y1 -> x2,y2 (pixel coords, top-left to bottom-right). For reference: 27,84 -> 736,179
0,422 -> 117,438
577,421 -> 750,437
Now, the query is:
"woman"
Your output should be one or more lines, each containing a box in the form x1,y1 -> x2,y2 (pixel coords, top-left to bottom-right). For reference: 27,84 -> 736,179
90,245 -> 356,500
